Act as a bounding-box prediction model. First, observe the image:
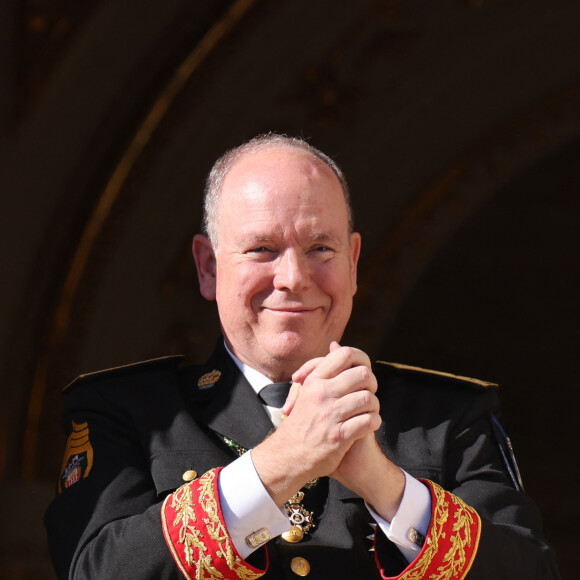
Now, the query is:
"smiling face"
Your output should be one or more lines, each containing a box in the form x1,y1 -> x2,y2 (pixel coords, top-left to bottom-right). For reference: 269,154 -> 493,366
193,146 -> 361,380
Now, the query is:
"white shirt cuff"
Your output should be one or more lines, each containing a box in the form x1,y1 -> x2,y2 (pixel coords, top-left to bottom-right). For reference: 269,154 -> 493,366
366,470 -> 432,563
218,450 -> 291,560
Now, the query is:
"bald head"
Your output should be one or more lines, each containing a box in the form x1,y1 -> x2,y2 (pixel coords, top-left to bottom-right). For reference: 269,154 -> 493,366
202,134 -> 353,248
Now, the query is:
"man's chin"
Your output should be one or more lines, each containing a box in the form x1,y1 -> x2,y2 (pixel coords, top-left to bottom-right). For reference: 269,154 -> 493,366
264,334 -> 326,367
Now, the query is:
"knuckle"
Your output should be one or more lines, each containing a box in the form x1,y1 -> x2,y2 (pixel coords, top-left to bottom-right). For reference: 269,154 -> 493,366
311,388 -> 326,406
334,425 -> 347,444
332,346 -> 349,367
359,389 -> 372,407
365,411 -> 381,430
363,413 -> 375,428
342,346 -> 358,365
356,366 -> 377,392
358,365 -> 371,382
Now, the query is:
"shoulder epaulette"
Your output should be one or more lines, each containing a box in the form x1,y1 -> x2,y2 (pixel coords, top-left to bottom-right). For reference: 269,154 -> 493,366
376,360 -> 497,388
63,355 -> 185,393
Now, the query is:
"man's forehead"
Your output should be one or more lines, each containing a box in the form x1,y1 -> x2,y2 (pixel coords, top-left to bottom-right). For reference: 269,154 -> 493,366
219,150 -> 345,216
215,145 -> 351,243
224,145 -> 334,185
221,198 -> 349,248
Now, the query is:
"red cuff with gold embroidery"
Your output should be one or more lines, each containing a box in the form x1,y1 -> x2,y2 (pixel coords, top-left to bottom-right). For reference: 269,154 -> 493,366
161,467 -> 266,579
376,480 -> 482,580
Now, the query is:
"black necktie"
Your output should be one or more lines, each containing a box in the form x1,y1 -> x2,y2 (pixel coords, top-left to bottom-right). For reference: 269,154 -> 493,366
258,382 -> 291,408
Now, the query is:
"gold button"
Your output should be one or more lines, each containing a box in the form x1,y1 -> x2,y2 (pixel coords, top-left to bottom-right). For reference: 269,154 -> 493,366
182,470 -> 197,482
282,525 -> 304,543
290,557 -> 310,576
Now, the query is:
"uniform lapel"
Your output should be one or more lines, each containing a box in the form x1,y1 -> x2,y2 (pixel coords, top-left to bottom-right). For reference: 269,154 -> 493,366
184,341 -> 274,451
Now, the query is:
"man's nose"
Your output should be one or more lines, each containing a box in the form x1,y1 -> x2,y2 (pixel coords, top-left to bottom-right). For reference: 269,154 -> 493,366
274,250 -> 310,292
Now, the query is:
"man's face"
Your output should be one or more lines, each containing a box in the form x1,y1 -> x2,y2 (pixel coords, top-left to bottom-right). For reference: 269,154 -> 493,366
194,147 -> 361,380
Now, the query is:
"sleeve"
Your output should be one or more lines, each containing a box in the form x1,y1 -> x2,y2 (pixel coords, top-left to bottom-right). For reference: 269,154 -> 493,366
366,471 -> 431,562
218,450 -> 291,560
43,381 -> 267,580
372,387 -> 561,580
374,479 -> 481,579
161,468 -> 266,579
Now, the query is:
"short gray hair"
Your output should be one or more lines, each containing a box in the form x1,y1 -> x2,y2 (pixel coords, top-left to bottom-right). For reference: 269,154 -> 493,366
202,134 -> 353,247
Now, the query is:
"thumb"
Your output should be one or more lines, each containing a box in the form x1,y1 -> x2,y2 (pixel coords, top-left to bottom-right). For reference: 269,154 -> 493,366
281,381 -> 301,416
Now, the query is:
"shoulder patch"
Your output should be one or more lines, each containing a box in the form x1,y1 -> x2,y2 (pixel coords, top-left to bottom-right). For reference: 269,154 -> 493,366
63,354 -> 185,393
59,420 -> 93,493
376,361 -> 497,388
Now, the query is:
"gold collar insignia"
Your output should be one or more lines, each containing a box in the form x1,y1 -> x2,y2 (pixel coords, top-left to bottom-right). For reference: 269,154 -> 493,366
197,369 -> 222,389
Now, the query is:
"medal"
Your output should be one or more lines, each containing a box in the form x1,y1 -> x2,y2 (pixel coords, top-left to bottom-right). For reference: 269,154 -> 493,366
284,490 -> 315,539
221,436 -> 318,541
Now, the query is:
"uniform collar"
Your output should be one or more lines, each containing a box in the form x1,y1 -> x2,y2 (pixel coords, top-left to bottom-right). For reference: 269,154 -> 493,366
184,341 -> 274,450
223,341 -> 272,395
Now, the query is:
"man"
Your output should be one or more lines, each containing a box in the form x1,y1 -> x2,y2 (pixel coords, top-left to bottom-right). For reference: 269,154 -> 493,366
45,135 -> 560,578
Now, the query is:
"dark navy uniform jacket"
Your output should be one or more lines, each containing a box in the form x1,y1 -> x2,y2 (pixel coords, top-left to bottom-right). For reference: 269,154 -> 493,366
45,342 -> 560,579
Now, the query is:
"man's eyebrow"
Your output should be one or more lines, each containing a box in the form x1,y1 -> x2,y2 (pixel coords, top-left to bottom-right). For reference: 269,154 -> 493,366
239,232 -> 342,244
309,232 -> 342,244
242,234 -> 273,243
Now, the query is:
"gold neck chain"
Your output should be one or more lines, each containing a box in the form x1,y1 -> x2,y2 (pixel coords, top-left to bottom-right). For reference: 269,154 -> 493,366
221,435 -> 319,541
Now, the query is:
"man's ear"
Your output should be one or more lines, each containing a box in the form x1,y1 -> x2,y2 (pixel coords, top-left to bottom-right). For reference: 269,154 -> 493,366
192,234 -> 217,301
349,232 -> 362,294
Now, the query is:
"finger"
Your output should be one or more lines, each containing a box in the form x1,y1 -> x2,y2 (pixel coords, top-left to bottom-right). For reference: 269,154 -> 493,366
281,381 -> 301,416
318,364 -> 378,400
329,340 -> 341,352
331,389 -> 380,424
291,356 -> 325,385
309,346 -> 373,381
339,411 -> 382,443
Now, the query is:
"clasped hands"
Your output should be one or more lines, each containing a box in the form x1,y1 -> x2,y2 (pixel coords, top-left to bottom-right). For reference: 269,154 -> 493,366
252,342 -> 405,522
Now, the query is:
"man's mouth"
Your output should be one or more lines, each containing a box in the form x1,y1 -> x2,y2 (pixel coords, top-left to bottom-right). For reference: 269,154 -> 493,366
263,306 -> 319,314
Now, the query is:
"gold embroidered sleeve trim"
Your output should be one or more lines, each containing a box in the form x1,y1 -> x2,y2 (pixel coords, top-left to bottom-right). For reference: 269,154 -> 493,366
377,480 -> 481,580
161,467 -> 266,579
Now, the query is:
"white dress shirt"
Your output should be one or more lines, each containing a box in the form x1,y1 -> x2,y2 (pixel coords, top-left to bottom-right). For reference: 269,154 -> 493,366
217,345 -> 432,562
